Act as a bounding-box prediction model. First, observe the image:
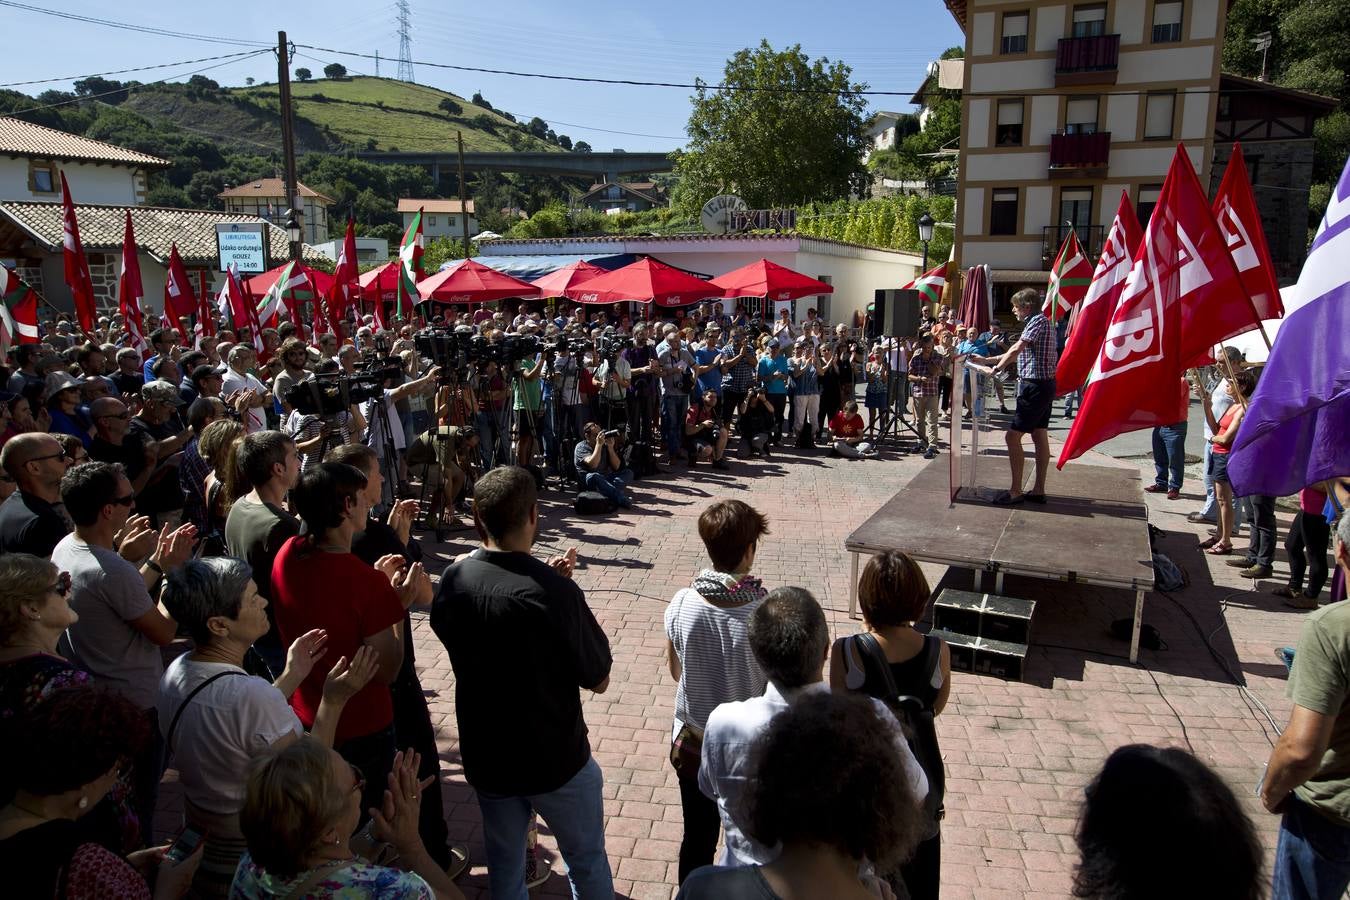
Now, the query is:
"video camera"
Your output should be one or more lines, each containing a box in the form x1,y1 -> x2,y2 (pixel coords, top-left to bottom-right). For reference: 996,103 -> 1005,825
285,372 -> 388,417
415,326 -> 475,383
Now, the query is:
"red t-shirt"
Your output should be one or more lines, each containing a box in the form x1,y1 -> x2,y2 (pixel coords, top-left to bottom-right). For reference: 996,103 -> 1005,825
830,412 -> 864,438
270,536 -> 405,744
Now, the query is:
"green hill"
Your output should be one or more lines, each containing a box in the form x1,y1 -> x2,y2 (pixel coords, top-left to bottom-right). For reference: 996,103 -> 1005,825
232,76 -> 561,153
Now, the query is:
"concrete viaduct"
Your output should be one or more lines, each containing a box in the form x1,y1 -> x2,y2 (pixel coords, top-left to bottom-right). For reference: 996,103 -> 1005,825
353,150 -> 676,186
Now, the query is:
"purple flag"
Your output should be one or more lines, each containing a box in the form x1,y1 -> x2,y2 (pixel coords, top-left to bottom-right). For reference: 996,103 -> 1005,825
1227,158 -> 1350,497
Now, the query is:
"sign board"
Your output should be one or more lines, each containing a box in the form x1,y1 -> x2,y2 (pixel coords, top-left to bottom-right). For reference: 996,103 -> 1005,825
730,209 -> 797,232
700,194 -> 746,235
215,223 -> 269,274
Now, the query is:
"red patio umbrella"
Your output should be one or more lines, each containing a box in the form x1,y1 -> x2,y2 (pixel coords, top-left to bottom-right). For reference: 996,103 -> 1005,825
957,264 -> 992,335
564,257 -> 723,307
530,259 -> 606,297
416,258 -> 541,304
244,262 -> 335,299
709,258 -> 834,301
358,261 -> 399,302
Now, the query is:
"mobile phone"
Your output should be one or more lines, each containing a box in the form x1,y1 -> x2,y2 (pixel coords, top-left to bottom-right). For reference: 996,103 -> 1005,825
164,826 -> 206,864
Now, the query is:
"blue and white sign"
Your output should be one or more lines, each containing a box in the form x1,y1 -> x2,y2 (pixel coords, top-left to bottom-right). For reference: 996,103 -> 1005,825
215,223 -> 269,274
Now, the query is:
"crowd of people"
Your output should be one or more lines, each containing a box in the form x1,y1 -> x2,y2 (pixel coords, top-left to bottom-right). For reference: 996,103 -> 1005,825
0,293 -> 1344,900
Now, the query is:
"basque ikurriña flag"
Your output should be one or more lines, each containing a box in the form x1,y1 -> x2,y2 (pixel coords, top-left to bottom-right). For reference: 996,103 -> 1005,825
0,264 -> 40,352
1227,154 -> 1350,497
1041,229 -> 1094,323
901,262 -> 948,306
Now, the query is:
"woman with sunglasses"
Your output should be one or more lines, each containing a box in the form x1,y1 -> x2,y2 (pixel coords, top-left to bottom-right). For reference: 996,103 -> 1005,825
0,685 -> 201,899
233,738 -> 463,899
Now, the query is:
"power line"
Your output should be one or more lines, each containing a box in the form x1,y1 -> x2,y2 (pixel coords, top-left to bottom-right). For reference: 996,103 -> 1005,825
0,50 -> 271,88
0,0 -> 271,48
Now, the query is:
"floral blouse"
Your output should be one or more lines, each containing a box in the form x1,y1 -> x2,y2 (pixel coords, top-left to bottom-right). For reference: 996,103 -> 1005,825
229,853 -> 433,899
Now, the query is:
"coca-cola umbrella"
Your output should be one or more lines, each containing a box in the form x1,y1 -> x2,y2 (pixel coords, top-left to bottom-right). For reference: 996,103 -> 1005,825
358,261 -> 399,303
244,262 -> 335,300
416,258 -> 541,304
530,259 -> 607,297
956,264 -> 992,335
709,258 -> 834,301
563,257 -> 723,307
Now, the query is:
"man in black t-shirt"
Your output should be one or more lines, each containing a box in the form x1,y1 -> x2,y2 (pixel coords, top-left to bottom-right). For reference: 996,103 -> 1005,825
431,466 -> 613,899
0,433 -> 72,556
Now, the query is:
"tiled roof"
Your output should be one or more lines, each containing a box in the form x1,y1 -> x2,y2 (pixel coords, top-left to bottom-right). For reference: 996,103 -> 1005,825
0,201 -> 326,266
0,116 -> 169,168
398,198 -> 475,215
579,182 -> 665,204
218,178 -> 335,204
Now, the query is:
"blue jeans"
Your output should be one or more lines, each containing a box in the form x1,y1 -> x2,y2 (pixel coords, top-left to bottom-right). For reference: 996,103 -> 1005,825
476,410 -> 508,470
477,756 -> 613,900
662,394 -> 690,456
1152,423 -> 1187,490
584,469 -> 632,506
1273,794 -> 1350,900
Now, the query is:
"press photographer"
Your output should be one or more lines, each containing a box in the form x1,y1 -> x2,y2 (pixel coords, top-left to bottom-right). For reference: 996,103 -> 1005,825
406,423 -> 479,538
684,389 -> 730,469
573,422 -> 634,509
593,330 -> 632,431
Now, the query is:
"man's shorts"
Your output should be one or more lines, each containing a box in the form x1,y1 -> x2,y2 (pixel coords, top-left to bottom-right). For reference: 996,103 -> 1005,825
515,411 -> 538,437
1010,378 -> 1055,433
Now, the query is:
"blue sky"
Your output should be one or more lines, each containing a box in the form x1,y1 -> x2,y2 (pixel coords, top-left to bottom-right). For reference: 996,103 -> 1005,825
1,0 -> 963,152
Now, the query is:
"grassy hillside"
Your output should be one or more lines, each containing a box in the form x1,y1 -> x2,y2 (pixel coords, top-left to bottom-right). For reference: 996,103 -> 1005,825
232,76 -> 560,154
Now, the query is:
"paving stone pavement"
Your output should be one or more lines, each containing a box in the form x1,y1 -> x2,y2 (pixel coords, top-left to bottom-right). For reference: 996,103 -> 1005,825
157,421 -> 1313,899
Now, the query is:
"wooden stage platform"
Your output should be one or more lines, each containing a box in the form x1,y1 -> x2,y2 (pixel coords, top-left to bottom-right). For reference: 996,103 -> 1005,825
845,454 -> 1156,662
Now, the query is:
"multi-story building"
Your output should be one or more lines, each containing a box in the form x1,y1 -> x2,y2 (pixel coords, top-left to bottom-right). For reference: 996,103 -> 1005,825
944,0 -> 1229,307
400,198 -> 479,240
219,178 -> 333,245
0,116 -> 168,205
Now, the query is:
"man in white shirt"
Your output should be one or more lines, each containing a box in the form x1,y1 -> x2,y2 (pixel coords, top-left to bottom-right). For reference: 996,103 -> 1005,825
221,344 -> 271,433
699,586 -> 928,867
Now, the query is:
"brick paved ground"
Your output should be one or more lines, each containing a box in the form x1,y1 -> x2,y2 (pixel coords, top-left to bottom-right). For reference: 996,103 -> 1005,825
158,416 -> 1312,899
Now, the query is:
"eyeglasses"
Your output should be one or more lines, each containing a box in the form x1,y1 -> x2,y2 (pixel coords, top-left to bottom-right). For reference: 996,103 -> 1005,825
48,571 -> 71,598
96,411 -> 131,421
348,762 -> 366,797
109,493 -> 135,508
27,449 -> 69,464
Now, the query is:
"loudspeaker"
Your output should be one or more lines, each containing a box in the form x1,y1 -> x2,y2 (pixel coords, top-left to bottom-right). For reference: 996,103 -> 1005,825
875,288 -> 923,338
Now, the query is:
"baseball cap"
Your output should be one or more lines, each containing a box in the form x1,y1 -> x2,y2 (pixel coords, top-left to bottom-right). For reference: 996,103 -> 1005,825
141,379 -> 185,406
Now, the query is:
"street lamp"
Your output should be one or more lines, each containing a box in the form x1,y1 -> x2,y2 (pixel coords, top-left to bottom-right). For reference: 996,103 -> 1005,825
918,212 -> 935,271
285,210 -> 302,262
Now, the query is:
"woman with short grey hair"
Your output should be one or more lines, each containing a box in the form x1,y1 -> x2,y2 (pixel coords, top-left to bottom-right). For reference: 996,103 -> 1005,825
156,556 -> 378,898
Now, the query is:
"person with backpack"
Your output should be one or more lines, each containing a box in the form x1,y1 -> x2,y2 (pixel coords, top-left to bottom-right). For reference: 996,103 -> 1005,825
830,550 -> 950,900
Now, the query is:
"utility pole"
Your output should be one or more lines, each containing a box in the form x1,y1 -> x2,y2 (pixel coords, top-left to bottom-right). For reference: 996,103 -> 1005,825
277,31 -> 302,262
375,50 -> 380,78
457,131 -> 471,258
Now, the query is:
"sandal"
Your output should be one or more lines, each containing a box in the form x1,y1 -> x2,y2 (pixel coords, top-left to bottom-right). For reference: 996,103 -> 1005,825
1198,536 -> 1220,549
1205,543 -> 1232,555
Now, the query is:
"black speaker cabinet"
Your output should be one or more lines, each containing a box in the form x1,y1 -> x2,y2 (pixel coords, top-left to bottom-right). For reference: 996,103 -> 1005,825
875,288 -> 923,338
933,589 -> 1036,645
932,628 -> 1029,681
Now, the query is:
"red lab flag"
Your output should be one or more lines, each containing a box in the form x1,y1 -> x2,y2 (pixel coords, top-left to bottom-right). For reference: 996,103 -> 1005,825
60,173 -> 97,335
1213,142 -> 1283,321
325,219 -> 360,340
1058,150 -> 1196,466
117,212 -> 149,359
163,244 -> 194,346
223,265 -> 263,352
194,273 -> 216,348
1055,192 -> 1143,396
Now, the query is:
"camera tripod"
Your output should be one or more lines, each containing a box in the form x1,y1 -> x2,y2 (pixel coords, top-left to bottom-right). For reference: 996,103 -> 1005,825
871,355 -> 925,450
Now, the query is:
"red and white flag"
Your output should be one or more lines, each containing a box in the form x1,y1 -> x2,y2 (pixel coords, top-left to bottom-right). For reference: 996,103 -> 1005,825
1058,148 -> 1202,466
117,212 -> 149,359
194,273 -> 217,349
60,173 -> 97,336
901,262 -> 948,306
0,264 -> 40,352
1213,142 -> 1283,321
221,264 -> 264,353
1042,229 -> 1094,323
325,219 -> 360,341
1055,192 -> 1143,396
163,244 -> 194,346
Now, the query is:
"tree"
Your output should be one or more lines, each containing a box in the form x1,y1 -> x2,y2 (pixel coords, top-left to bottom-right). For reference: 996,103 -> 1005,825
72,77 -> 129,104
556,133 -> 573,150
295,68 -> 312,82
245,77 -> 255,86
673,40 -> 869,216
323,63 -> 347,80
438,98 -> 462,116
526,116 -> 549,139
572,140 -> 592,153
471,91 -> 492,110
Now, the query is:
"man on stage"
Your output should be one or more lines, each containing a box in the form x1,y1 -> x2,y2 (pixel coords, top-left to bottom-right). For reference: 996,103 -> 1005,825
992,289 -> 1057,504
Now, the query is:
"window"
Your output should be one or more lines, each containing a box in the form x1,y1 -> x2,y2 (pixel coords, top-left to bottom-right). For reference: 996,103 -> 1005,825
1072,4 -> 1107,38
1144,92 -> 1175,139
428,216 -> 438,226
28,161 -> 55,193
1152,1 -> 1183,43
991,189 -> 1019,235
1137,184 -> 1162,225
607,185 -> 621,199
815,276 -> 832,321
996,100 -> 1025,146
1065,97 -> 1099,135
1060,188 -> 1094,233
1001,12 -> 1029,54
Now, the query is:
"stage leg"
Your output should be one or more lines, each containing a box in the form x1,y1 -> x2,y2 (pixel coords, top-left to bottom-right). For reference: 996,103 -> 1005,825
974,568 -> 983,591
849,552 -> 860,619
995,571 -> 1004,594
1130,589 -> 1145,663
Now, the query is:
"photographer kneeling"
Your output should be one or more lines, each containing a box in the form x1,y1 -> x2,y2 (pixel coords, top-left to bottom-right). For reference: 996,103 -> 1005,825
685,389 -> 729,469
574,422 -> 634,509
406,423 -> 479,535
738,387 -> 775,459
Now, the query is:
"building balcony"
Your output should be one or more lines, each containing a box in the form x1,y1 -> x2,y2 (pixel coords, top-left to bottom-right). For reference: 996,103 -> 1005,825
1042,225 -> 1105,271
1055,34 -> 1120,86
1049,131 -> 1111,178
